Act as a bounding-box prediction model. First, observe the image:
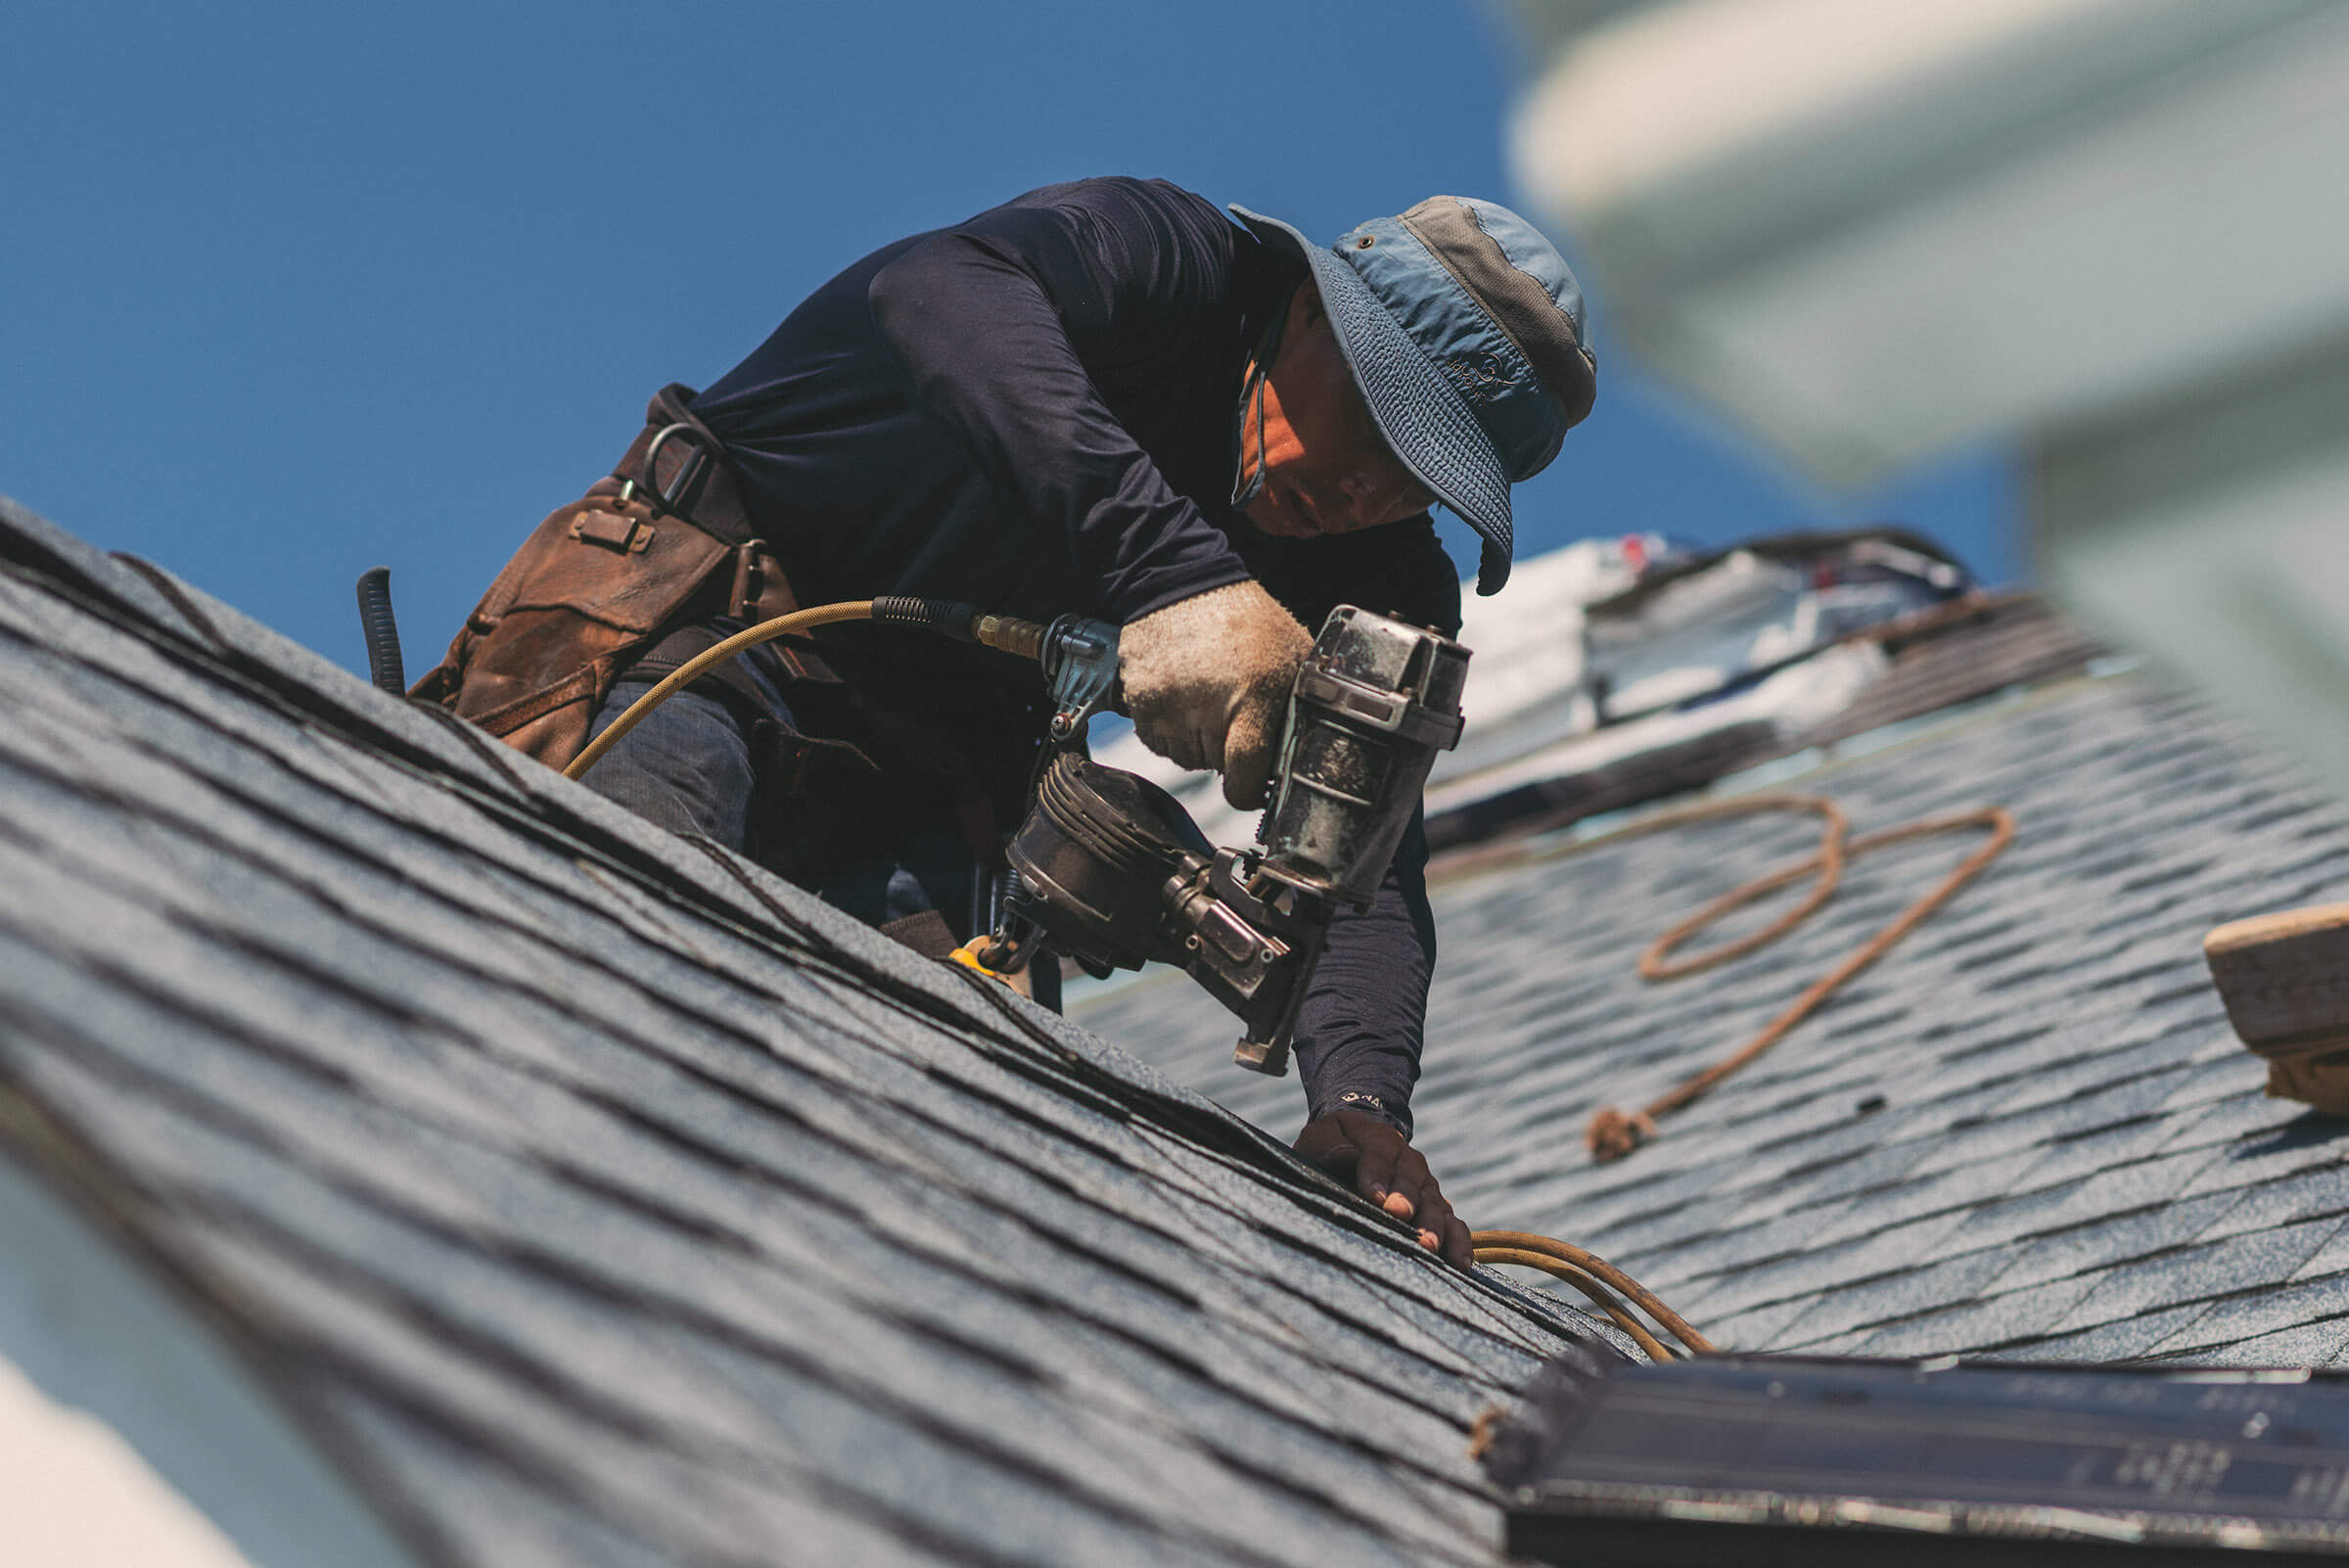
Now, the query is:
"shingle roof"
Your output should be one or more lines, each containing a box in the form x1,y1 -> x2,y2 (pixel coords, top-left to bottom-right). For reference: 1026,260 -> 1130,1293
1083,634 -> 2349,1373
0,495 -> 1631,1568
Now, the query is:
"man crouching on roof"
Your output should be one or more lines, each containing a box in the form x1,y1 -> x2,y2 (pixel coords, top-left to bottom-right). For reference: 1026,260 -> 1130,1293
415,178 -> 1597,1272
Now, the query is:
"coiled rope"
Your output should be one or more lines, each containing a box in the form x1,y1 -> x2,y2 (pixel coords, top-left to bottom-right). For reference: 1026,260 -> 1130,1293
1465,797 -> 2013,1362
1584,797 -> 2016,1163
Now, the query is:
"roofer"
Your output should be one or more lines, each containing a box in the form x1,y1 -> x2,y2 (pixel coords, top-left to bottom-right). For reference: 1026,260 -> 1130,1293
417,177 -> 1595,1270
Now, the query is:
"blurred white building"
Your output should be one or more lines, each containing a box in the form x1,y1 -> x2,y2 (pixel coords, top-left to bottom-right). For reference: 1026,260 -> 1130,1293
1506,0 -> 2349,790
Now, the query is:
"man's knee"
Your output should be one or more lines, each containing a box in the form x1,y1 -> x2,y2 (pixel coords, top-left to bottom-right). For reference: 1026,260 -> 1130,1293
579,681 -> 758,847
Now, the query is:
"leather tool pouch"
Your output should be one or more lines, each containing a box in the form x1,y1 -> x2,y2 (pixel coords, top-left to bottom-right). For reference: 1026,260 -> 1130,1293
413,383 -> 1024,930
411,384 -> 806,769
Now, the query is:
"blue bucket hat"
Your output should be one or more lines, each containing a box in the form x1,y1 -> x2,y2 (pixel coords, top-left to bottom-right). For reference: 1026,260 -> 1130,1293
1229,197 -> 1596,595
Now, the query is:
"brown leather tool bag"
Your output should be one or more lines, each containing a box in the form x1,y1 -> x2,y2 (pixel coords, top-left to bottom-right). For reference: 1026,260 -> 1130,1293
411,384 -> 800,769
412,383 -> 1030,922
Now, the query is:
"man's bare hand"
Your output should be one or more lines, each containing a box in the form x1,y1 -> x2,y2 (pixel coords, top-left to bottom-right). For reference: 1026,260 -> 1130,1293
1294,1110 -> 1472,1271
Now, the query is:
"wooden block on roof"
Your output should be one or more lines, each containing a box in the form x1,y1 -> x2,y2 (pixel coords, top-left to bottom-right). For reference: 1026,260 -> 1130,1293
2204,902 -> 2349,1059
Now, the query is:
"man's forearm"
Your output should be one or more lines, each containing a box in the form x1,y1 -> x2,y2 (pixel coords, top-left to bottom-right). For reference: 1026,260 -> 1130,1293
1291,807 -> 1436,1138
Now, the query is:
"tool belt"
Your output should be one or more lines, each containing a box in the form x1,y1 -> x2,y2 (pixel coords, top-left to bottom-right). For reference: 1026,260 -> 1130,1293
413,383 -> 1035,901
411,384 -> 808,770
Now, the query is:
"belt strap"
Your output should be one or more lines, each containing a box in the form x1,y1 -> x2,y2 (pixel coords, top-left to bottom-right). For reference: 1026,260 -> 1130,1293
878,909 -> 960,960
620,625 -> 770,714
608,384 -> 756,548
594,383 -> 800,629
623,618 -> 842,717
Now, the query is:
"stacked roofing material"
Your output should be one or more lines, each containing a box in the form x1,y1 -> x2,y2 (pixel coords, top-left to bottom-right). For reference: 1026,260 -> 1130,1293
1098,528 -> 2103,857
1086,610 -> 2349,1372
0,495 -> 1628,1568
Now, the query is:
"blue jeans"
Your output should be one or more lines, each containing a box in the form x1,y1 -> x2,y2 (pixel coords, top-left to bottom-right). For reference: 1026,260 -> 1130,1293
581,674 -> 1060,1009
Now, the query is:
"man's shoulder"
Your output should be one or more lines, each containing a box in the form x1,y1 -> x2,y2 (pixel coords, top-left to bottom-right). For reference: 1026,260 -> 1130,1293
1001,176 -> 1228,228
991,177 -> 1246,265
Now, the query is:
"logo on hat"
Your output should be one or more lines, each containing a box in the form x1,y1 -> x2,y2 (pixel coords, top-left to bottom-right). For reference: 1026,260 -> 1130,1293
1440,349 -> 1521,406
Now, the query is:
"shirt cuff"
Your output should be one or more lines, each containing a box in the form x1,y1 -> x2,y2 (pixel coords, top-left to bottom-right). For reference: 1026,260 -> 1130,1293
1315,1088 -> 1410,1137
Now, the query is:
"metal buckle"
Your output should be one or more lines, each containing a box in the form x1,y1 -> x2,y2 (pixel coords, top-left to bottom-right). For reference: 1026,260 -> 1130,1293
570,511 -> 655,553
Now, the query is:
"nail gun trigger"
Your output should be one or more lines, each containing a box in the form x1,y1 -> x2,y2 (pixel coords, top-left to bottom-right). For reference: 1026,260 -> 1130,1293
1208,848 -> 1268,924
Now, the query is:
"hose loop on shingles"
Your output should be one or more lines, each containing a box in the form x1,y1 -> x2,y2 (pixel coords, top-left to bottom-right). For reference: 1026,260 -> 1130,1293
1468,1230 -> 1714,1360
1585,798 -> 2016,1164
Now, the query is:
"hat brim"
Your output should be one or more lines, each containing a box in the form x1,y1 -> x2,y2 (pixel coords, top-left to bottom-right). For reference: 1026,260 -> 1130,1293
1230,204 -> 1515,594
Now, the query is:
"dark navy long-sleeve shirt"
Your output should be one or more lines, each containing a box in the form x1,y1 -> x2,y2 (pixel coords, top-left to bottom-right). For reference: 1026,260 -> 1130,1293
691,177 -> 1461,1135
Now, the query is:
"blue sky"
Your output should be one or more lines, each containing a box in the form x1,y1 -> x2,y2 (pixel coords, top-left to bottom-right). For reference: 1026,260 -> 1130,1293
5,0 -> 2020,679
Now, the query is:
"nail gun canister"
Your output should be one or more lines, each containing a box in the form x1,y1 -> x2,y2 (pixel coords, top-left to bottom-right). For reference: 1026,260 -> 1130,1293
1260,607 -> 1470,908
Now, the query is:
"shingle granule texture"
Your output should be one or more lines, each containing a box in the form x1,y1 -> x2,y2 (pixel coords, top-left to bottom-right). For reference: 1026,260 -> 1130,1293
0,495 -> 1625,1568
1085,637 -> 2349,1375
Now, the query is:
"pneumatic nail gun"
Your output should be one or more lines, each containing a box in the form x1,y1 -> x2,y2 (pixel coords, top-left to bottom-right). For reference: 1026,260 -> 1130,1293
976,605 -> 1470,1076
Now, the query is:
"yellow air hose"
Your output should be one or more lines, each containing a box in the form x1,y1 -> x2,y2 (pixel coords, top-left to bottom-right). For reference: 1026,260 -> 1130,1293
566,602 -> 876,781
1469,1230 -> 1713,1360
565,598 -> 1048,783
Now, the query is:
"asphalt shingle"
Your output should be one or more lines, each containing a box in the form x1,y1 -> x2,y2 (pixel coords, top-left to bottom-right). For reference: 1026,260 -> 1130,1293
1085,597 -> 2349,1376
0,496 -> 1627,1568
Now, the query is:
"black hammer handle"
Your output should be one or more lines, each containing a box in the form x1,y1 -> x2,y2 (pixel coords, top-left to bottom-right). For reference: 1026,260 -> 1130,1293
355,567 -> 407,696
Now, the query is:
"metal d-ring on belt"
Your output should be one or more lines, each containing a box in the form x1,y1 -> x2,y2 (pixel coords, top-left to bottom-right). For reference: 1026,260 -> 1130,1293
609,418 -> 790,629
618,421 -> 718,520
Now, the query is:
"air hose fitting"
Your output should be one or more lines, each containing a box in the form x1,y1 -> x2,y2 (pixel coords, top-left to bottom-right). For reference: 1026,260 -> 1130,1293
867,595 -> 1048,663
